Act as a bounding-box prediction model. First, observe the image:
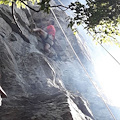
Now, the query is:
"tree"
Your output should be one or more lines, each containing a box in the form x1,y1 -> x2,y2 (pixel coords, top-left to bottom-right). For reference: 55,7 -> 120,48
0,0 -> 120,46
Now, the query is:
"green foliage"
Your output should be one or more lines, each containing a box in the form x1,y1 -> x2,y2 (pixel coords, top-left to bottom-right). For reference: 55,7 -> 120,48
37,0 -> 50,13
67,0 -> 120,46
0,0 -> 9,5
0,0 -> 120,46
90,20 -> 120,46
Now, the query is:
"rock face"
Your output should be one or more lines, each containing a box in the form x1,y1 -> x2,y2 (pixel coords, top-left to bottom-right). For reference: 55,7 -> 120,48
0,4 -> 94,120
0,2 -> 119,120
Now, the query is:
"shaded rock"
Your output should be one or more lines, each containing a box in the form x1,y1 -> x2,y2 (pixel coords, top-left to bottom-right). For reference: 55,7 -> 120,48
1,1 -> 119,120
0,4 -> 94,120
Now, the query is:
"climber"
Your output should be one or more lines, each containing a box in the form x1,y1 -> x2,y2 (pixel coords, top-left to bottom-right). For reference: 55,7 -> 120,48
0,86 -> 7,106
33,19 -> 56,53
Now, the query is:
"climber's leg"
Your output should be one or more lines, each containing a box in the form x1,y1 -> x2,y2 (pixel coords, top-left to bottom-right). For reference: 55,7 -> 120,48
44,43 -> 50,52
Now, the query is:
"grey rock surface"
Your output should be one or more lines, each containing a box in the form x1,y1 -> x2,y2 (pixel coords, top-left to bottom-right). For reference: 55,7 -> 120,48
0,4 -> 94,120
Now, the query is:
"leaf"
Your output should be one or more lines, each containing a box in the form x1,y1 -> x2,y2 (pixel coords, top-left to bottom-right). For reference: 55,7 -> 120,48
73,31 -> 77,35
8,2 -> 12,6
36,0 -> 40,3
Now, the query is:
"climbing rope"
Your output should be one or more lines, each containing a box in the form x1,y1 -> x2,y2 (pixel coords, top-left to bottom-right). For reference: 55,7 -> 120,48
99,44 -> 120,65
50,1 -> 117,120
84,27 -> 120,66
58,0 -> 120,66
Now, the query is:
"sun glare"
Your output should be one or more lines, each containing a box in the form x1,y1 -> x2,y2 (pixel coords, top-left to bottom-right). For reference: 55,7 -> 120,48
94,54 -> 120,107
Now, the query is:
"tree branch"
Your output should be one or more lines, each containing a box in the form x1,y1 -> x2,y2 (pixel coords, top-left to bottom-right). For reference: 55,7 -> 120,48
19,0 -> 69,12
11,2 -> 22,33
50,5 -> 69,11
19,0 -> 41,12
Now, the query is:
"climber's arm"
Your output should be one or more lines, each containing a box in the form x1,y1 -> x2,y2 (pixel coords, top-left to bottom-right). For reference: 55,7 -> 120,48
33,28 -> 46,34
33,28 -> 42,32
33,28 -> 48,39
